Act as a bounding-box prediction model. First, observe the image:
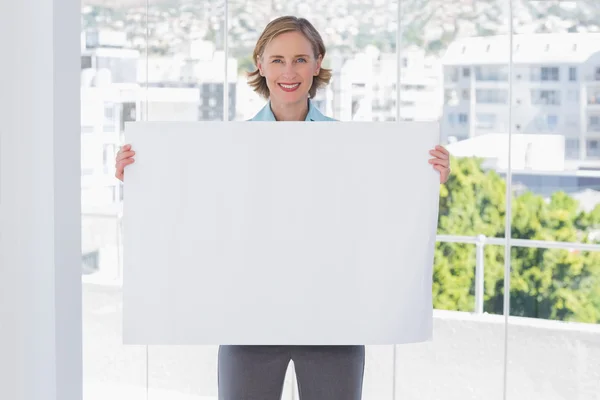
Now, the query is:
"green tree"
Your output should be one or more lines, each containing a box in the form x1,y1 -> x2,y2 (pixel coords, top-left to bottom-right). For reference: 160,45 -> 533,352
434,157 -> 505,313
434,156 -> 600,324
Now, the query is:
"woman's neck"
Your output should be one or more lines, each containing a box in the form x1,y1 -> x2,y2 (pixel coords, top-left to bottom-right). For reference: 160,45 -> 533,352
270,98 -> 309,121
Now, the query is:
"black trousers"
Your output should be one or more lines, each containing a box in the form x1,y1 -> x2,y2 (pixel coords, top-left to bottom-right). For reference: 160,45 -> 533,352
218,345 -> 366,400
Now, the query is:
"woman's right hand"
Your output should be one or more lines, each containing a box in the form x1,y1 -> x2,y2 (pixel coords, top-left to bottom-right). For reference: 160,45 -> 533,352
115,144 -> 136,182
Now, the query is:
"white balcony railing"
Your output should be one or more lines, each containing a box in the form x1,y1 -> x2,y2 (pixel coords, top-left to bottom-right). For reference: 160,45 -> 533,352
436,234 -> 600,314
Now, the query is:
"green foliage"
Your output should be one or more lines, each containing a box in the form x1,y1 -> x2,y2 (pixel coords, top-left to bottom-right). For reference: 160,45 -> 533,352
434,157 -> 600,324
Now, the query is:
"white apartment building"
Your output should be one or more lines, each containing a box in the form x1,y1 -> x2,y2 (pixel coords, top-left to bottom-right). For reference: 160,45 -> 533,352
441,33 -> 600,162
332,45 -> 442,122
80,83 -> 206,281
141,39 -> 238,121
81,30 -> 139,84
80,84 -> 203,208
81,32 -> 240,214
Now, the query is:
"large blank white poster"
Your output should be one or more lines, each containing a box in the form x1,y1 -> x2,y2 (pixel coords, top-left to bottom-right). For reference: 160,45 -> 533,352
123,121 -> 440,345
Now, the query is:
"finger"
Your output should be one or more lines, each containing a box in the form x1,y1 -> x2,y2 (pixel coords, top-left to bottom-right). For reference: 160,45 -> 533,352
429,158 -> 450,167
115,160 -> 134,182
115,158 -> 135,171
116,150 -> 135,162
118,158 -> 135,167
428,150 -> 448,159
435,145 -> 449,156
116,150 -> 135,159
119,144 -> 131,153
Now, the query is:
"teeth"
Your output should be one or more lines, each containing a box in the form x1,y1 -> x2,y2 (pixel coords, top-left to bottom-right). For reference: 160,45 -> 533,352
280,83 -> 300,89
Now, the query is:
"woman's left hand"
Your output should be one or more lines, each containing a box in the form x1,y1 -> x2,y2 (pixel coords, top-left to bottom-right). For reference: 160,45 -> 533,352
429,145 -> 451,184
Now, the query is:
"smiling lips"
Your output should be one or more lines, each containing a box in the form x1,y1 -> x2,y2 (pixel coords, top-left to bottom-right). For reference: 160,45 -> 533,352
278,83 -> 301,92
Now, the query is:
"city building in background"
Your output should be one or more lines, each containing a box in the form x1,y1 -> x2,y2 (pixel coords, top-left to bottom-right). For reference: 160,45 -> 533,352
442,33 -> 600,164
80,31 -> 239,212
443,33 -> 600,198
81,30 -> 139,84
330,45 -> 442,122
80,30 -> 237,279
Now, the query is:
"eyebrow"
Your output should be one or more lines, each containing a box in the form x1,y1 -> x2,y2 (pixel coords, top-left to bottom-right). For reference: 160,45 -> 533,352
269,54 -> 311,59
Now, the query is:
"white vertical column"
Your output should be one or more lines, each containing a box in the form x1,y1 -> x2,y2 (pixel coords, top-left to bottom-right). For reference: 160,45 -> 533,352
580,82 -> 587,160
503,3 -> 515,399
224,0 -> 230,122
0,0 -> 82,399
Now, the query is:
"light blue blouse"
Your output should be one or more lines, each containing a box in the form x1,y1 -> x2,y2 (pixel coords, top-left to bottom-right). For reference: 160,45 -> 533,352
249,99 -> 336,122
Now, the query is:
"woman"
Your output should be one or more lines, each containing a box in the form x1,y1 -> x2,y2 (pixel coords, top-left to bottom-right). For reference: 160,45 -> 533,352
116,16 -> 450,400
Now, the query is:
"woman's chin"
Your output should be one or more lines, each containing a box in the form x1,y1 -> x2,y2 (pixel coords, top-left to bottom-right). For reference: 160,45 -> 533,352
272,91 -> 307,104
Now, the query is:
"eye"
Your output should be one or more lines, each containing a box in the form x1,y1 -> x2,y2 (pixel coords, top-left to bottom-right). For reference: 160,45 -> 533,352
272,59 -> 283,63
297,58 -> 307,63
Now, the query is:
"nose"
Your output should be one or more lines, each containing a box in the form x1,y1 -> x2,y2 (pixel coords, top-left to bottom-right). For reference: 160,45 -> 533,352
282,62 -> 296,77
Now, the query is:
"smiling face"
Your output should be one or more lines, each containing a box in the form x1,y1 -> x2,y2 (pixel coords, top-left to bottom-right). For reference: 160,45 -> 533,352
257,31 -> 322,107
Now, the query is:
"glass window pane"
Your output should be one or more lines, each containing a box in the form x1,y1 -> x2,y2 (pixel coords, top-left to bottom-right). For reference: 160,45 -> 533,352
229,1 -> 400,397
510,1 -> 600,398
231,0 -> 398,122
81,1 -> 600,399
396,243 -> 506,398
142,0 -> 225,398
507,248 -> 600,398
397,0 -> 509,397
82,2 -> 147,398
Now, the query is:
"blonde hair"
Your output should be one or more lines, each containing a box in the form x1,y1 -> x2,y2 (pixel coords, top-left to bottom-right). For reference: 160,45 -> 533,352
248,16 -> 332,99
